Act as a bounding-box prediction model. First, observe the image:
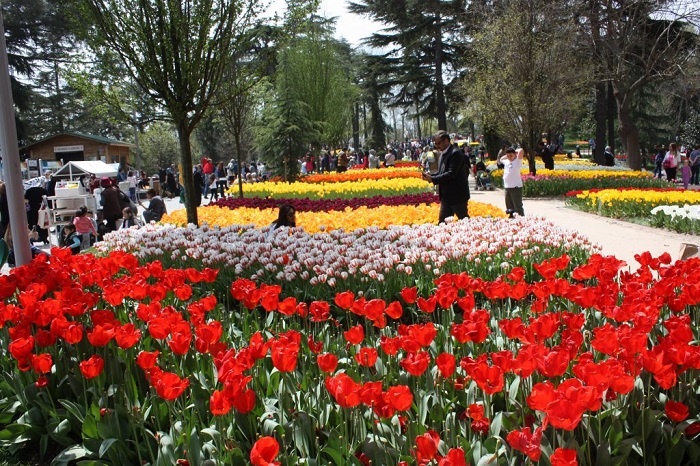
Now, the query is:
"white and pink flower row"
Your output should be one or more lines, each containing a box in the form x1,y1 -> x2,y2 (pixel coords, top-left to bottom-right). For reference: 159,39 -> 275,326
97,217 -> 600,286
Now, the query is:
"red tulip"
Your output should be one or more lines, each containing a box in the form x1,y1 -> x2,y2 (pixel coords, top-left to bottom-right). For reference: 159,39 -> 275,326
31,353 -> 52,374
325,374 -> 361,408
210,389 -> 232,416
317,353 -> 338,373
334,291 -> 355,309
355,347 -> 378,367
506,426 -> 543,461
665,400 -> 689,422
250,436 -> 280,466
115,323 -> 141,349
438,448 -> 467,466
8,336 -> 35,361
270,340 -> 299,373
435,353 -> 456,378
79,355 -> 104,379
414,430 -> 440,462
384,385 -> 413,411
550,448 -> 578,466
400,351 -> 430,377
400,286 -> 417,304
309,301 -> 330,322
343,324 -> 365,345
151,370 -> 189,401
136,350 -> 160,370
232,389 -> 256,414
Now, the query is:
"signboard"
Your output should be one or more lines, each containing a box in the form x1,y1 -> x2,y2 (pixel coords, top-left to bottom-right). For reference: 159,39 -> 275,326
54,145 -> 84,153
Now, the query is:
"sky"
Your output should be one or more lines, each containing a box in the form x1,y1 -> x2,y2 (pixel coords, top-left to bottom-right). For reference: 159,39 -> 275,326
268,0 -> 384,48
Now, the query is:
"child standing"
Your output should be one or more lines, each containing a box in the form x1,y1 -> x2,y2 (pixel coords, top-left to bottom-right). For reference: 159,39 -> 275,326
500,147 -> 525,217
126,171 -> 139,201
73,206 -> 97,251
681,158 -> 692,189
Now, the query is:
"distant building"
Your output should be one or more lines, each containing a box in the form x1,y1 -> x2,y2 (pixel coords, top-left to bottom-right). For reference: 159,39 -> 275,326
19,131 -> 135,165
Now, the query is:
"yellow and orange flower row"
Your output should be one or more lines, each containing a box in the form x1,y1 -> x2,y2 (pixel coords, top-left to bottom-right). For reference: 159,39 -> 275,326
303,168 -> 423,184
226,178 -> 431,199
162,202 -> 507,233
572,188 -> 700,208
491,167 -> 653,179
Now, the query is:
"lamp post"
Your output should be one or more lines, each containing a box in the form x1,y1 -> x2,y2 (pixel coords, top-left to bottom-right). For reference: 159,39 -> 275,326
0,8 -> 32,265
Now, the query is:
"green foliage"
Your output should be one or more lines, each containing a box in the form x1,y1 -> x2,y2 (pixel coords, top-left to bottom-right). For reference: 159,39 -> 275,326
139,122 -> 181,174
83,0 -> 266,225
348,0 -> 469,129
680,107 -> 700,148
466,0 -> 588,171
650,210 -> 700,234
490,173 -> 671,197
253,23 -> 355,180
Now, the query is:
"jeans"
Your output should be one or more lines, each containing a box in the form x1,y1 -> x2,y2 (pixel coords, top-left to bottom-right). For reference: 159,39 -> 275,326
691,164 -> 699,185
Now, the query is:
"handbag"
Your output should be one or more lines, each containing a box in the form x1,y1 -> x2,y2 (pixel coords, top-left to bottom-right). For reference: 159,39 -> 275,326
37,207 -> 50,229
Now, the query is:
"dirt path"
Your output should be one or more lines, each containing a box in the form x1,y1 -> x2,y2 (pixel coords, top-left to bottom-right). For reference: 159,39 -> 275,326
470,189 -> 698,267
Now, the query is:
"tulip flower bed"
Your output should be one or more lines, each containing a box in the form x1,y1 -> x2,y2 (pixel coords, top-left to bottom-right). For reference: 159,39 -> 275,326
225,178 -> 430,200
565,188 -> 700,220
0,248 -> 698,466
303,168 -> 422,184
161,200 -> 507,233
97,216 -> 597,300
490,168 -> 669,197
651,205 -> 700,234
395,161 -> 421,168
209,192 -> 440,212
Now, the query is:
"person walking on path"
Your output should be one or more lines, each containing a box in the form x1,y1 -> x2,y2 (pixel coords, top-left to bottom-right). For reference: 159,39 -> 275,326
422,130 -> 470,224
663,143 -> 680,182
689,144 -> 700,185
500,147 -> 525,217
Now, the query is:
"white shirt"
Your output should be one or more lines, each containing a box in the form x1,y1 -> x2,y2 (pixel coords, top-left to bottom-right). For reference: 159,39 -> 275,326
501,156 -> 523,188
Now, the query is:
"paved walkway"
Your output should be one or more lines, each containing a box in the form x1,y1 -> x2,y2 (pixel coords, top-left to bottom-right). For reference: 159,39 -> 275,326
470,189 -> 699,267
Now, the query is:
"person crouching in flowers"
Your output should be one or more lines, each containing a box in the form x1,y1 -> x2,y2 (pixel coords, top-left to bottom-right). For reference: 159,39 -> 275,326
267,204 -> 296,240
61,224 -> 82,255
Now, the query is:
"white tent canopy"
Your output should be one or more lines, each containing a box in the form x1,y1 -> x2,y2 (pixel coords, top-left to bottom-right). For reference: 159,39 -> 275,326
52,161 -> 119,180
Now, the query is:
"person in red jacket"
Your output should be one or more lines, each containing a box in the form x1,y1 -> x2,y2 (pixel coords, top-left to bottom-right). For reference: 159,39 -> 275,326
202,158 -> 214,197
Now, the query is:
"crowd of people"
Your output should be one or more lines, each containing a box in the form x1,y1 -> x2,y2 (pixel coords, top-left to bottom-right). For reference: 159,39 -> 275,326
653,143 -> 700,188
5,132 -> 697,266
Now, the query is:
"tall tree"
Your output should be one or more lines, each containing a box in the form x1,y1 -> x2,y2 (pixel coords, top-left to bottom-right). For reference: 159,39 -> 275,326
579,0 -> 700,169
466,0 -> 588,174
83,0 -> 263,225
348,0 -> 468,130
2,0 -> 74,145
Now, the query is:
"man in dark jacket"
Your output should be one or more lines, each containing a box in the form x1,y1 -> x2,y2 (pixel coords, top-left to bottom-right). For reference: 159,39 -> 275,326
422,130 -> 470,224
140,188 -> 167,223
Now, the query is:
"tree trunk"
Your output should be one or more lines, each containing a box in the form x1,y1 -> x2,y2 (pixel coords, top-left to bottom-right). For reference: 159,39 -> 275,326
434,24 -> 447,131
607,81 -> 616,153
54,61 -> 64,132
176,120 -> 198,225
526,131 -> 538,176
352,102 -> 360,151
594,81 -> 606,165
234,129 -> 244,199
415,98 -> 421,140
617,104 -> 642,170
